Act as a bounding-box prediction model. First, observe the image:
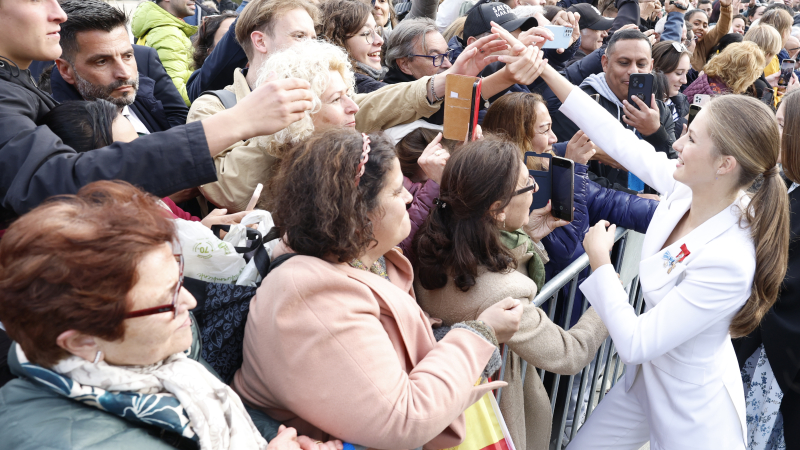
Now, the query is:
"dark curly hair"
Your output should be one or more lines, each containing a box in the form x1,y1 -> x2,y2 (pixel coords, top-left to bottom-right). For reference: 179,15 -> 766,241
414,136 -> 522,292
269,128 -> 396,262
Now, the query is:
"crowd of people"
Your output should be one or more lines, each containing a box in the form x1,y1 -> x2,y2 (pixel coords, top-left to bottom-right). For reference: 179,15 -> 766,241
0,0 -> 799,448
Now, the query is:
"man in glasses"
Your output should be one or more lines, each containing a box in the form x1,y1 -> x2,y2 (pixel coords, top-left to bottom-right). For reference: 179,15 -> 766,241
384,18 -> 456,81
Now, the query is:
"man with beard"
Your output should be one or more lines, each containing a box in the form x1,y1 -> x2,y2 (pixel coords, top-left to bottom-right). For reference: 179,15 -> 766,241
52,0 -> 188,133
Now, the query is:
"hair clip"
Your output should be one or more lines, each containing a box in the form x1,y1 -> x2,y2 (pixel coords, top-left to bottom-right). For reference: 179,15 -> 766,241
433,198 -> 447,209
355,133 -> 371,186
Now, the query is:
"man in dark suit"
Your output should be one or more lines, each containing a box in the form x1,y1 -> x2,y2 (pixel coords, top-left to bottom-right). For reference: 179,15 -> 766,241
51,0 -> 188,132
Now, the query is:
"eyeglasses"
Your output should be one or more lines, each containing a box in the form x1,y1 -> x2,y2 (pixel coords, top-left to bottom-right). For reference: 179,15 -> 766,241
410,49 -> 455,67
671,41 -> 688,53
357,26 -> 384,45
125,240 -> 184,320
515,175 -> 537,196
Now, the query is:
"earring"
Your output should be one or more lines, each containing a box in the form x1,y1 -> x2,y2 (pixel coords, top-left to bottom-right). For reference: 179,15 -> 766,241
93,350 -> 103,365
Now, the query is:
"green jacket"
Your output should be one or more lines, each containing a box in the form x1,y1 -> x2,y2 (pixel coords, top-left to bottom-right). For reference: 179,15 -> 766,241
132,1 -> 197,106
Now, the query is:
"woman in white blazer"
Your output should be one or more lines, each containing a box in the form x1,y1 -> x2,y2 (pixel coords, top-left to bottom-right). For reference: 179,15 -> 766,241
518,26 -> 791,450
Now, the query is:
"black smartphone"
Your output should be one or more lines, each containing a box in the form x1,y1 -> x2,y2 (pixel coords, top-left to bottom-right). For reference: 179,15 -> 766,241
688,104 -> 701,125
466,79 -> 482,142
550,156 -> 574,222
778,59 -> 795,91
525,152 -> 552,212
761,88 -> 774,107
627,73 -> 654,110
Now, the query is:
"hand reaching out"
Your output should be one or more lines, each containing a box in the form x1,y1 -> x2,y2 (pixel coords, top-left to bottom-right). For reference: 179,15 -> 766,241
417,133 -> 449,184
565,131 -> 596,165
583,221 -> 617,271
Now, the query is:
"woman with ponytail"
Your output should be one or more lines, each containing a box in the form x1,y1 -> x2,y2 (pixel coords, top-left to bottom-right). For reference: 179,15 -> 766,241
527,18 -> 790,449
414,137 -> 608,450
733,89 -> 800,450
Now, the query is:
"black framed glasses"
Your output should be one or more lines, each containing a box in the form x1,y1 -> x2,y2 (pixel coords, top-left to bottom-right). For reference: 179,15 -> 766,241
515,175 -> 537,196
125,240 -> 184,319
357,26 -> 384,44
410,49 -> 455,67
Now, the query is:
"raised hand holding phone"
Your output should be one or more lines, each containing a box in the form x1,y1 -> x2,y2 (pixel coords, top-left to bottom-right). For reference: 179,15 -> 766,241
622,93 -> 661,136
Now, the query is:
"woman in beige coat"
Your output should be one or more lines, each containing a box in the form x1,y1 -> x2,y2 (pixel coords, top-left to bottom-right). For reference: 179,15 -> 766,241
232,129 -> 524,449
414,137 -> 609,450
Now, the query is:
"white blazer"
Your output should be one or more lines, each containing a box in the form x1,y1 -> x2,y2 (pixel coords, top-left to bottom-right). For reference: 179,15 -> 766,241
561,89 -> 750,448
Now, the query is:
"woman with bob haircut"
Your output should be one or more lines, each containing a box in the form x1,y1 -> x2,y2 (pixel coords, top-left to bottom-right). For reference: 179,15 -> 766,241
683,41 -> 766,97
0,181 -> 337,450
733,89 -> 800,450
233,128 -> 524,448
536,16 -> 790,447
413,135 -> 609,450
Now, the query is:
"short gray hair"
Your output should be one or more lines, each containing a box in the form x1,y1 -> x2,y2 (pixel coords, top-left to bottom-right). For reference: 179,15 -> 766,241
385,17 -> 439,70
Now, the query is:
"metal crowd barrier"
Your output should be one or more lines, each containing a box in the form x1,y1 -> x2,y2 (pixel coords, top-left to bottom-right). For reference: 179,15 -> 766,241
495,227 -> 647,450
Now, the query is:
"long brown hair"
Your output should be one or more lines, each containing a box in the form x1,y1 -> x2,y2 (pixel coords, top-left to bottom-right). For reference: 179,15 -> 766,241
395,127 -> 457,182
780,90 -> 800,184
482,92 -> 551,169
414,137 -> 522,292
704,95 -> 790,337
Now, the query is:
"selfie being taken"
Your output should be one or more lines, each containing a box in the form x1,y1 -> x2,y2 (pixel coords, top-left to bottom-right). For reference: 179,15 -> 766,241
0,0 -> 798,449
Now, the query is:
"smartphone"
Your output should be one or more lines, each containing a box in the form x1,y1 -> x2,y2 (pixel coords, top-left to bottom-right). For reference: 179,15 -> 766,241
467,79 -> 482,142
627,73 -> 653,110
778,59 -> 795,91
542,25 -> 573,49
525,151 -> 552,212
761,88 -> 774,107
590,93 -> 601,103
550,156 -> 574,222
693,94 -> 710,105
688,104 -> 701,125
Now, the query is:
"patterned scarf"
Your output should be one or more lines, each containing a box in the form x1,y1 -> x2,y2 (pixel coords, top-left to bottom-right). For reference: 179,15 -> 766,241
349,255 -> 390,280
15,344 -> 267,450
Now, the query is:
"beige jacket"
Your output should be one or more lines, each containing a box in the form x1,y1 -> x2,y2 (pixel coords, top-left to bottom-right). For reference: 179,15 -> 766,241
415,244 -> 609,450
187,69 -> 442,212
690,3 -> 732,71
232,248 -> 503,449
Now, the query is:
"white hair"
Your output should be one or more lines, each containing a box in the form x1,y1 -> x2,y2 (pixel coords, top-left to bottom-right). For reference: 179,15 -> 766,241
513,5 -> 544,19
254,39 -> 355,149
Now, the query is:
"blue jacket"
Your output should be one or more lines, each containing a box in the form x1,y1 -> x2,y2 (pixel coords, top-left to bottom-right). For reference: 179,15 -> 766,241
542,163 -> 658,325
49,45 -> 188,131
660,12 -> 685,42
186,17 -> 248,103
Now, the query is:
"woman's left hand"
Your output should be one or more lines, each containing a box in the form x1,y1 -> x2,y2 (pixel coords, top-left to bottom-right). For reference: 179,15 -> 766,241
524,200 -> 570,242
448,33 -> 509,77
584,221 -> 616,271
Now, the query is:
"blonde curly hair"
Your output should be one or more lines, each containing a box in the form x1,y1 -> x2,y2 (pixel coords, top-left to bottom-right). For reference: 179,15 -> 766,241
254,39 -> 355,152
704,42 -> 765,94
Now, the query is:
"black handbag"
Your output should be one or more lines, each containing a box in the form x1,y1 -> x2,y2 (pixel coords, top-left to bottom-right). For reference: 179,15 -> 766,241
185,227 -> 295,383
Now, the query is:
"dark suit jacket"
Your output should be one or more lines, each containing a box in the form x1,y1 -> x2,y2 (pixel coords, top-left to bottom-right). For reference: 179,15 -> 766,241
49,45 -> 188,131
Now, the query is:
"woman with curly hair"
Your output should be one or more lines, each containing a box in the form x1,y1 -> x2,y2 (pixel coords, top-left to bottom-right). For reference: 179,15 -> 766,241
683,41 -> 766,97
233,128 -> 524,448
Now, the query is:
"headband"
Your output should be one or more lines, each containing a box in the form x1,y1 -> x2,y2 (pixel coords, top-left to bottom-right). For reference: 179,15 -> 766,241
355,133 -> 371,186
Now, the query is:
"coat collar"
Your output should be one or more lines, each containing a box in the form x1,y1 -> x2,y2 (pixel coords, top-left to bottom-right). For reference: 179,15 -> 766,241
335,248 -> 435,364
641,190 -> 747,262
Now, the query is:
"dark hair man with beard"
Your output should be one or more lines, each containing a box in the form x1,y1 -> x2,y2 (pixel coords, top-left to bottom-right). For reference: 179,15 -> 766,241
52,0 -> 188,133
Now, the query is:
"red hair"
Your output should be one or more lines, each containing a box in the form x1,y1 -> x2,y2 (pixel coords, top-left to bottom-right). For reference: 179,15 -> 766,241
0,181 -> 175,367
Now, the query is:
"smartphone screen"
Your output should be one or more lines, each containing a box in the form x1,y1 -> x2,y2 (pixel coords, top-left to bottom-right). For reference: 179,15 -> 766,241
688,104 -> 701,125
627,74 -> 654,111
550,157 -> 574,222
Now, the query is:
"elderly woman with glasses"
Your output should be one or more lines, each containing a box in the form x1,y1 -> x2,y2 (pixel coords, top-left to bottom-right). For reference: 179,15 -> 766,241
0,181 -> 339,450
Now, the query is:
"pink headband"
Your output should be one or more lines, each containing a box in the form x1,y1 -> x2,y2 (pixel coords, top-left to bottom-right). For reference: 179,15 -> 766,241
355,133 -> 371,186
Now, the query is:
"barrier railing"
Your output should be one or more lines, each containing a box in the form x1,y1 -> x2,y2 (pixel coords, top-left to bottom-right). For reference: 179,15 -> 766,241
495,227 -> 646,450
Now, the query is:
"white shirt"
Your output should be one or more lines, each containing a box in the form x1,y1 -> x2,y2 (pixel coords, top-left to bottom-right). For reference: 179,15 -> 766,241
122,105 -> 150,135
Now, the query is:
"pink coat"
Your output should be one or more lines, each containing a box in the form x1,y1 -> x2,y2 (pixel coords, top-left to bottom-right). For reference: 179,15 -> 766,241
232,247 -> 503,449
